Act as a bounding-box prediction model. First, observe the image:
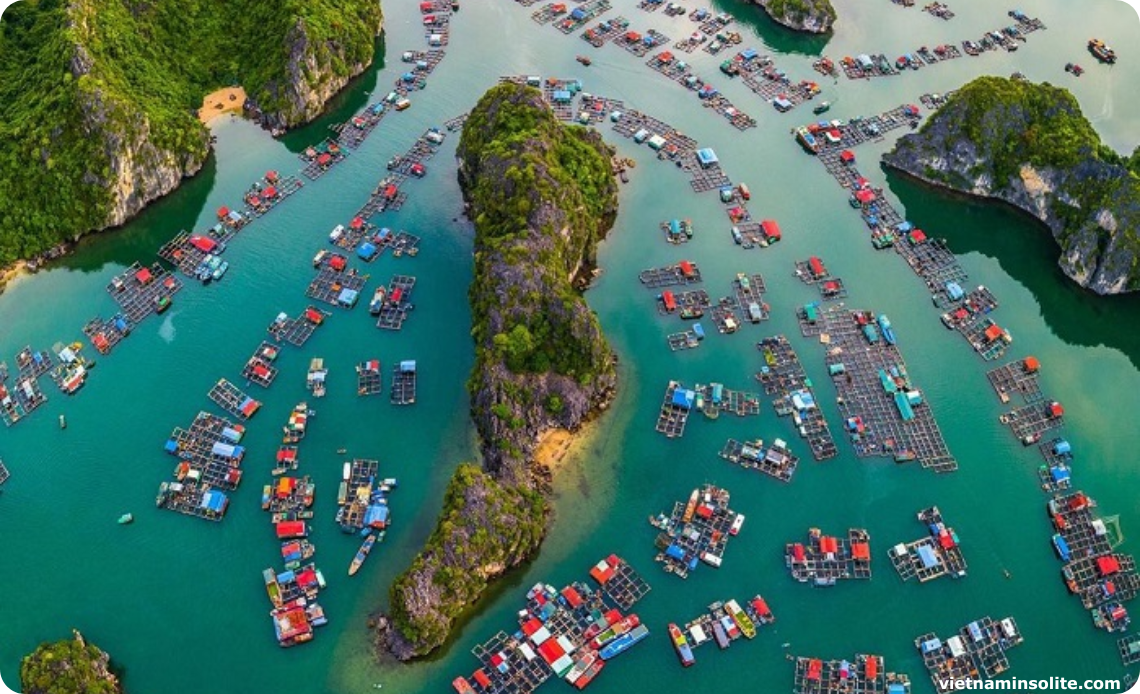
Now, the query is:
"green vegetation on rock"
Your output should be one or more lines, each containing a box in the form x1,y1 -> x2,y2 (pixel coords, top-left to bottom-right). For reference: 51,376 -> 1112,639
754,0 -> 836,33
386,464 -> 548,653
380,83 -> 618,660
0,0 -> 382,267
886,76 -> 1140,294
20,631 -> 121,694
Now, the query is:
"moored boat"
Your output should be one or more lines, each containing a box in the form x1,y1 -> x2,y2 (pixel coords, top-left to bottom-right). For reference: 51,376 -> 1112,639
348,533 -> 377,576
576,55 -> 592,66
813,101 -> 831,115
1088,38 -> 1116,64
264,567 -> 282,607
598,624 -> 649,660
725,599 -> 757,638
369,286 -> 387,315
117,513 -> 133,524
877,314 -> 897,345
668,622 -> 695,666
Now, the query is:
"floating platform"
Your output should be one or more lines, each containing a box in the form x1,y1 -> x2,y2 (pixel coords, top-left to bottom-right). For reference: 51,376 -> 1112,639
666,329 -> 702,351
580,16 -> 628,47
615,28 -> 669,57
163,411 -> 246,491
888,506 -> 967,582
809,306 -> 958,472
355,176 -> 408,220
156,480 -> 229,522
336,458 -> 383,533
915,616 -> 1024,692
649,484 -> 741,578
300,139 -> 348,180
240,173 -> 304,219
15,346 -> 54,381
0,459 -> 9,485
818,277 -> 847,301
332,102 -> 389,149
793,654 -> 910,694
755,336 -> 837,461
444,111 -> 470,131
678,595 -> 774,657
307,267 -> 368,310
1000,400 -> 1064,443
655,380 -> 694,438
242,342 -> 280,388
719,437 -> 799,482
576,94 -> 625,125
208,378 -> 261,421
531,2 -> 567,25
556,0 -> 612,33
105,262 -> 182,324
82,315 -> 131,355
267,309 -> 323,347
639,262 -> 702,289
0,372 -> 46,427
985,356 -> 1042,404
1119,634 -> 1140,666
356,359 -> 383,396
376,276 -> 417,330
391,360 -> 417,405
786,527 -> 873,585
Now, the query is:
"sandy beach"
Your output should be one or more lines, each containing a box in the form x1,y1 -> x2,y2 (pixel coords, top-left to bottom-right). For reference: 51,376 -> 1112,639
534,428 -> 575,473
198,86 -> 247,124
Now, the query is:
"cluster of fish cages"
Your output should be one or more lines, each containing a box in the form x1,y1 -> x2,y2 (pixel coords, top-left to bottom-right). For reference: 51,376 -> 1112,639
649,484 -> 743,578
163,411 -> 246,491
792,654 -> 909,694
719,437 -> 799,482
16,346 -> 54,380
156,480 -> 229,522
307,267 -> 368,310
580,15 -> 629,47
639,261 -> 703,289
642,51 -> 756,130
666,326 -> 704,351
695,381 -> 761,417
336,458 -> 383,532
786,528 -> 873,585
999,399 -> 1064,443
919,90 -> 956,110
331,102 -> 388,149
355,359 -> 383,396
577,94 -> 625,125
157,231 -> 226,280
300,139 -> 348,180
915,616 -> 1024,692
391,361 -> 417,405
655,380 -> 694,437
658,288 -> 710,317
755,336 -> 838,461
242,342 -> 281,388
106,262 -> 182,324
1119,634 -> 1140,666
532,2 -> 568,25
355,176 -> 407,220
0,460 -> 8,485
208,378 -> 261,421
331,218 -> 377,254
809,305 -> 958,473
557,0 -> 612,33
888,506 -> 968,582
82,314 -> 131,355
985,356 -> 1043,404
444,111 -> 469,132
615,29 -> 669,57
0,369 -> 47,426
267,308 -> 323,347
240,172 -> 304,220
375,276 -> 417,330
940,287 -> 1012,361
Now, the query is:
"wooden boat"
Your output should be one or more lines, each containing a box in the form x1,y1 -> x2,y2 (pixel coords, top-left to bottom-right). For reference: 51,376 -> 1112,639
117,513 -> 133,525
576,55 -> 592,66
812,101 -> 831,115
1088,38 -> 1116,64
349,533 -> 377,576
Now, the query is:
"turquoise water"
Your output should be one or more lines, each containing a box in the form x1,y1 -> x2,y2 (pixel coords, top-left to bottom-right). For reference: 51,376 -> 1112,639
1,0 -> 1139,692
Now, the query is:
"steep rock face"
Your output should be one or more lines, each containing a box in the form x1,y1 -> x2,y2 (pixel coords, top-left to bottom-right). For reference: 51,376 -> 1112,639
884,76 -> 1140,295
753,0 -> 836,33
20,630 -> 122,694
380,84 -> 618,660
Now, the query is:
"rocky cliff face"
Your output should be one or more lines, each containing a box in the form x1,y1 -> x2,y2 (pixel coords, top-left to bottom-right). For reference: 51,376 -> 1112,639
884,77 -> 1140,295
254,11 -> 385,130
753,0 -> 836,33
20,630 -> 122,694
381,84 -> 618,660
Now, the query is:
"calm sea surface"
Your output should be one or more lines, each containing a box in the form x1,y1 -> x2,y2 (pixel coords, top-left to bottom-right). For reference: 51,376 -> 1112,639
1,0 -> 1139,692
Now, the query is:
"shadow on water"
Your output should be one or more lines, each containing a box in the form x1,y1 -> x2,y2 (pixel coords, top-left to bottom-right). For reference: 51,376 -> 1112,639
278,35 -> 388,153
708,0 -> 830,57
51,152 -> 220,275
885,166 -> 1140,370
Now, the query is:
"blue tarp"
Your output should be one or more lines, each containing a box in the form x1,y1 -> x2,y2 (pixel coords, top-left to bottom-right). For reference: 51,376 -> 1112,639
946,281 -> 964,301
895,391 -> 915,421
791,390 -> 815,411
200,490 -> 227,513
212,441 -> 237,458
741,48 -> 758,60
164,439 -> 179,454
1051,466 -> 1071,483
665,544 -> 685,561
357,242 -> 378,259
917,544 -> 940,569
365,504 -> 390,527
919,638 -> 942,654
896,221 -> 914,233
570,7 -> 586,19
711,383 -> 723,404
552,90 -> 572,103
692,323 -> 705,339
696,148 -> 719,167
114,316 -> 129,332
669,219 -> 681,236
1053,439 -> 1072,455
338,288 -> 360,305
671,389 -> 695,409
400,360 -> 417,372
221,426 -> 243,443
863,324 -> 879,344
377,227 -> 391,239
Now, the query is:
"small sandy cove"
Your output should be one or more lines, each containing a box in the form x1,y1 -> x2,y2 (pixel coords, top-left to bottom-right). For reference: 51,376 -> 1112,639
535,428 -> 575,473
198,87 -> 247,124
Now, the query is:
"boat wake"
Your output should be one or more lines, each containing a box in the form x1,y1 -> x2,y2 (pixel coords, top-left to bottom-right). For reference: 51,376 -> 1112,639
158,311 -> 178,343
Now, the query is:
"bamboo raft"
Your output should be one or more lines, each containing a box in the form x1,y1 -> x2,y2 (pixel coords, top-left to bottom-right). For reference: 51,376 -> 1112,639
786,528 -> 873,584
105,262 -> 183,324
808,305 -> 957,472
793,654 -> 910,694
1000,400 -> 1064,442
356,360 -> 383,396
355,176 -> 408,220
659,288 -> 710,316
82,315 -> 131,355
755,336 -> 838,461
391,361 -> 417,405
719,437 -> 799,482
650,484 -> 741,578
888,506 -> 968,582
15,346 -> 54,380
444,112 -> 469,131
531,2 -> 568,25
915,616 -> 1024,692
376,275 -> 417,330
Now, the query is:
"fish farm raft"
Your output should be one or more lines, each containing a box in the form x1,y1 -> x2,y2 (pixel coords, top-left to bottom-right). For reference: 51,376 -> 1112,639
755,336 -> 837,461
888,506 -> 967,582
792,654 -> 911,694
786,527 -> 872,585
673,595 -> 775,664
915,616 -> 1025,693
649,484 -> 744,578
718,437 -> 799,483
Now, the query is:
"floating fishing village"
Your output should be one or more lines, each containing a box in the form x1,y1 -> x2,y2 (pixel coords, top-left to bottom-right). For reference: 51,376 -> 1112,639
2,0 -> 1139,692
